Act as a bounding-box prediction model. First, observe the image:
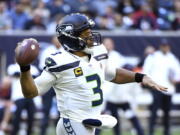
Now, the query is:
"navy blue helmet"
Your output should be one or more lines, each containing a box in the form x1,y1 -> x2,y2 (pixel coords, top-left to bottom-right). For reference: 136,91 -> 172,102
56,13 -> 101,52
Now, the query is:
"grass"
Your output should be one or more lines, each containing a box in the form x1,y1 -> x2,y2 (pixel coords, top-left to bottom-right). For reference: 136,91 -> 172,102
31,126 -> 180,135
100,128 -> 180,135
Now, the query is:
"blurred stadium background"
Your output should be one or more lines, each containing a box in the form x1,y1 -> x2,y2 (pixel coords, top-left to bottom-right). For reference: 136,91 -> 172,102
0,0 -> 180,135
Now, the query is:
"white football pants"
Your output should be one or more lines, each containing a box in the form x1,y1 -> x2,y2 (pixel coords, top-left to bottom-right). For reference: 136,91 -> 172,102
56,117 -> 95,135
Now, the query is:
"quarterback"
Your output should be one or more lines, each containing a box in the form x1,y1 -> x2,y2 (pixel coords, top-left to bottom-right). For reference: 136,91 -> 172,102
16,13 -> 167,135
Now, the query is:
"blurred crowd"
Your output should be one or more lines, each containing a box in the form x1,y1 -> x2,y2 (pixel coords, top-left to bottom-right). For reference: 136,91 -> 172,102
0,37 -> 61,135
1,0 -> 180,32
0,0 -> 180,134
0,36 -> 180,135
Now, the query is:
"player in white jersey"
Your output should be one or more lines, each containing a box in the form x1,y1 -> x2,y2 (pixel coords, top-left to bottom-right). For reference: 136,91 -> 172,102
15,13 -> 167,135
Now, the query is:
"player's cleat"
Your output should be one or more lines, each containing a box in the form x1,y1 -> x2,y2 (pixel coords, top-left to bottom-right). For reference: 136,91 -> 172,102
82,114 -> 117,129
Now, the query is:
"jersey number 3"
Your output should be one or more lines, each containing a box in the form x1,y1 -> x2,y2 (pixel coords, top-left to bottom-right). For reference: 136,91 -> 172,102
86,74 -> 103,107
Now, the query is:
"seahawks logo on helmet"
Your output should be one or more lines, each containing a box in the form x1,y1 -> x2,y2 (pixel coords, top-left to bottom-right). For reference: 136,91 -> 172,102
56,24 -> 74,36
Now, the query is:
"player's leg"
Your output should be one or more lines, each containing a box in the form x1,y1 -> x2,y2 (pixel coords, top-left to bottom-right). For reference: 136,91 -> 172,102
0,105 -> 5,133
26,98 -> 35,135
148,90 -> 162,135
95,128 -> 101,135
0,101 -> 13,131
56,118 -> 95,135
106,102 -> 120,135
162,94 -> 172,135
40,88 -> 55,135
121,102 -> 144,135
10,99 -> 24,135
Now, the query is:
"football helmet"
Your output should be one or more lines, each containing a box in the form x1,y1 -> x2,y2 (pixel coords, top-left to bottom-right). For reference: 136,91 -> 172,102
56,13 -> 101,52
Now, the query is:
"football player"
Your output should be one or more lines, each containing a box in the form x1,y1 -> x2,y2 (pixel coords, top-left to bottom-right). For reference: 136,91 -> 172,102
16,13 -> 167,135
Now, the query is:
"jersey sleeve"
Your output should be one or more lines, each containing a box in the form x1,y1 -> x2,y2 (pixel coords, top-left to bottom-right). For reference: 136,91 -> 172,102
35,53 -> 61,95
94,45 -> 117,81
104,64 -> 117,81
34,70 -> 56,95
104,51 -> 126,81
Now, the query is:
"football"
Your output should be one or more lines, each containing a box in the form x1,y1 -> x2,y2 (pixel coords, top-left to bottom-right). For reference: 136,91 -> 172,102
15,38 -> 40,66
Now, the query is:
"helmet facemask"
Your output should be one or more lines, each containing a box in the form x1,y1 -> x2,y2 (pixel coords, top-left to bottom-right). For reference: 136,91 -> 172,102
82,32 -> 102,47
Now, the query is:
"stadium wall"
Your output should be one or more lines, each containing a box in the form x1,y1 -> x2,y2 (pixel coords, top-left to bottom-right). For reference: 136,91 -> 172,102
0,30 -> 180,68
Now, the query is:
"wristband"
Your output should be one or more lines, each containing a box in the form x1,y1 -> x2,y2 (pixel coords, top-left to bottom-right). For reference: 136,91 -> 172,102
20,65 -> 30,72
135,73 -> 145,83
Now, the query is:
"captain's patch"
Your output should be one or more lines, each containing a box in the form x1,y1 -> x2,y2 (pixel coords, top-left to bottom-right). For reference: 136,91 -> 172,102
74,67 -> 83,77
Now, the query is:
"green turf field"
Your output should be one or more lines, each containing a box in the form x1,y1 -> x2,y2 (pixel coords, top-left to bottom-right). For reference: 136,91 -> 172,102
100,128 -> 180,135
31,126 -> 180,135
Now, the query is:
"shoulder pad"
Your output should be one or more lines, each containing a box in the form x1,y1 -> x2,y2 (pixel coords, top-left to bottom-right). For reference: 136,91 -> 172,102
94,53 -> 108,61
93,45 -> 108,61
45,57 -> 57,67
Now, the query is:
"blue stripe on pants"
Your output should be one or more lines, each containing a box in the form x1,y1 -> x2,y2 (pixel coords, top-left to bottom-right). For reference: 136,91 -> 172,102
63,118 -> 76,135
